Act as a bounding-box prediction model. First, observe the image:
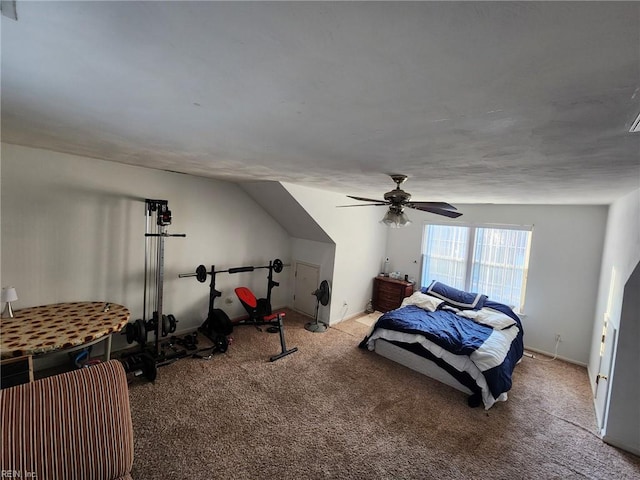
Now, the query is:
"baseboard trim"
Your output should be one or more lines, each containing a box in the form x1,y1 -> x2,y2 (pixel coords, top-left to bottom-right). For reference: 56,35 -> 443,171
602,435 -> 640,457
330,310 -> 366,326
523,346 -> 587,367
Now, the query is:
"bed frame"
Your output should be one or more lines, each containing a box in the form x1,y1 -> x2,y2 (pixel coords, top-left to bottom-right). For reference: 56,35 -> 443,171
373,338 -> 473,395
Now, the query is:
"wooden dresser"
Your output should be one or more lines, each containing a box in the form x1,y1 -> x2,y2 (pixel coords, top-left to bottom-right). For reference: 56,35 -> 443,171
372,276 -> 414,313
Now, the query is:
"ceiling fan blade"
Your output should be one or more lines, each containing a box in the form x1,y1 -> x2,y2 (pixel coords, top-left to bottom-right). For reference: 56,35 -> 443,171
408,205 -> 463,218
337,203 -> 388,207
347,195 -> 388,203
409,201 -> 458,211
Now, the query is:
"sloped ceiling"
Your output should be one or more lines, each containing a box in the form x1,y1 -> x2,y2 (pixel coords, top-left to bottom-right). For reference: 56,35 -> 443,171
1,2 -> 639,204
240,182 -> 333,243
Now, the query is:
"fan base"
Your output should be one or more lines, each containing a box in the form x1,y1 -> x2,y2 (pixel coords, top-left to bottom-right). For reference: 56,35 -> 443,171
304,321 -> 328,333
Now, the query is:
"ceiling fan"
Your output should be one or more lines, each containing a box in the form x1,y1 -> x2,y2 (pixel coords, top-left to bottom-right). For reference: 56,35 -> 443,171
342,174 -> 462,227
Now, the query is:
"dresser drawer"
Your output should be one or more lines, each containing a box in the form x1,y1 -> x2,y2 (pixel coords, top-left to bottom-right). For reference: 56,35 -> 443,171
372,276 -> 413,313
378,282 -> 403,295
377,290 -> 402,304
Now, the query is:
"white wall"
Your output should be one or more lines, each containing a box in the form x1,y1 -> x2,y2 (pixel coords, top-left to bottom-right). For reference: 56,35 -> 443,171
588,188 -> 640,381
385,204 -> 608,364
282,182 -> 387,324
0,154 -> 2,291
1,144 -> 292,355
290,238 -> 336,324
587,188 -> 640,454
604,262 -> 639,455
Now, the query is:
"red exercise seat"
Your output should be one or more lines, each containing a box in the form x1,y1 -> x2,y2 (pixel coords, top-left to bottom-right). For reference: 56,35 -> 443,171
233,286 -> 297,362
234,287 -> 284,322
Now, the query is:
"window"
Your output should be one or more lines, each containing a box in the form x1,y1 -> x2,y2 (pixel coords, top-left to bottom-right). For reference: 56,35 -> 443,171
421,223 -> 532,312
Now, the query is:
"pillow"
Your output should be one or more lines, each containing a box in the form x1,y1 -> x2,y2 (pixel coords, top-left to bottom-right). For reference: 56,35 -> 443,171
401,291 -> 443,312
422,280 -> 487,310
457,308 -> 517,330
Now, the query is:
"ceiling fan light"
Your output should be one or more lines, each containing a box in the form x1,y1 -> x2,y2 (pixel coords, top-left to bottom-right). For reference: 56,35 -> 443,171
380,210 -> 411,228
398,211 -> 412,227
379,210 -> 395,226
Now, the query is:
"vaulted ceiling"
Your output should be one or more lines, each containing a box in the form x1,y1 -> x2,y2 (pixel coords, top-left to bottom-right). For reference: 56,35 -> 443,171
2,2 -> 639,204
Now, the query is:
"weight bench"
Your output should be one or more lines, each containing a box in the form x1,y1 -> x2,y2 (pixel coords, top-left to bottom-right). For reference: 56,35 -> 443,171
234,287 -> 298,362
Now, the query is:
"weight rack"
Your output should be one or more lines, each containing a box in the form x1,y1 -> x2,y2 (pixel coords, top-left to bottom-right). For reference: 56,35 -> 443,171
178,258 -> 298,362
120,199 -> 192,381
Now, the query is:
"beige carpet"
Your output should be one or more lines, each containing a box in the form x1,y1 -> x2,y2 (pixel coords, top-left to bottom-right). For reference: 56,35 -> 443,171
127,309 -> 640,480
354,311 -> 382,327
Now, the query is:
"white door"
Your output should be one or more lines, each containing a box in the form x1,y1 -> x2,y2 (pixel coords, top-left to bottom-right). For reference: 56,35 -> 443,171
594,316 -> 617,431
293,262 -> 320,318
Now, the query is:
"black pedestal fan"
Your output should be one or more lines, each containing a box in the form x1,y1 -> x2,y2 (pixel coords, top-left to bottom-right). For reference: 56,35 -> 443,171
305,280 -> 331,333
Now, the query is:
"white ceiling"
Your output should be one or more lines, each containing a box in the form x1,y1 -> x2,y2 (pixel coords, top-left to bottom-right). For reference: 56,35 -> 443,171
2,2 -> 639,204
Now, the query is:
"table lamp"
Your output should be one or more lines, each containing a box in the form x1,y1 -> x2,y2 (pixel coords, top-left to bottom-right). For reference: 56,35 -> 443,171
1,287 -> 18,318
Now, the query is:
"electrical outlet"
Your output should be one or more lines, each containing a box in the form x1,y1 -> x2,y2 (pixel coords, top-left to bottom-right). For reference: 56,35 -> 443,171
555,333 -> 562,343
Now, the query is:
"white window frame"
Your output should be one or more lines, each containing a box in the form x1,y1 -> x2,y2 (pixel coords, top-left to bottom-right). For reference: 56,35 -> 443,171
421,221 -> 533,313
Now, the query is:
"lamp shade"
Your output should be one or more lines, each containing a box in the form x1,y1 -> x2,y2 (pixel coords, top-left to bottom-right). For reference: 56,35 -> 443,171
380,210 -> 412,228
1,287 -> 18,302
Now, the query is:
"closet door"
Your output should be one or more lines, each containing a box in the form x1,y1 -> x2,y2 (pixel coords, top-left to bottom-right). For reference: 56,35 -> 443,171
293,261 -> 320,317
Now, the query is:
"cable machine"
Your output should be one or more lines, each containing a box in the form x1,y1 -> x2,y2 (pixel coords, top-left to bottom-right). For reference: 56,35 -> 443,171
143,199 -> 186,355
120,199 -> 187,380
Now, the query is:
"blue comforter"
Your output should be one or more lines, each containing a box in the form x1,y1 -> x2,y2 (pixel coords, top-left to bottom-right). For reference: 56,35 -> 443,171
360,299 -> 524,402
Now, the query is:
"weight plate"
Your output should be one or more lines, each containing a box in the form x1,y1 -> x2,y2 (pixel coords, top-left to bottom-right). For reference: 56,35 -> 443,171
167,314 -> 177,333
161,315 -> 167,337
272,258 -> 284,273
125,323 -> 136,344
196,264 -> 207,283
135,318 -> 147,346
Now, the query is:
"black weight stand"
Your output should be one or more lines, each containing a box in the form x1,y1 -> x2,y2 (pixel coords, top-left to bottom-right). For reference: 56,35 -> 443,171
119,199 -> 188,381
179,259 -> 298,362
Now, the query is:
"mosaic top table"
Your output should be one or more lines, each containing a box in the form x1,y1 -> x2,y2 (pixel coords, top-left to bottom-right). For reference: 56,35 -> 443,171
0,301 -> 130,360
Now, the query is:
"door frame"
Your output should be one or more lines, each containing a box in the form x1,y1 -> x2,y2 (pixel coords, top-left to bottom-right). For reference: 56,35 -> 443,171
594,317 -> 618,433
292,261 -> 321,318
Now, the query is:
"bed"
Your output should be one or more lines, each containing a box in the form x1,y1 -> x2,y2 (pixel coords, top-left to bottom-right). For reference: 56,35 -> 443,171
359,281 -> 524,409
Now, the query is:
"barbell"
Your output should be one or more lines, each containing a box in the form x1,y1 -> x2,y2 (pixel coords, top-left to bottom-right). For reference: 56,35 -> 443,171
179,258 -> 285,283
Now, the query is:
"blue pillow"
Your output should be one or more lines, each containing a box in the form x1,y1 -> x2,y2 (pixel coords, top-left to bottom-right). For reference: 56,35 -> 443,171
422,281 -> 487,310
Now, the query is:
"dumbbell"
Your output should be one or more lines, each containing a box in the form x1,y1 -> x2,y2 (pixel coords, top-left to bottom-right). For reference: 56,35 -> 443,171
120,354 -> 157,382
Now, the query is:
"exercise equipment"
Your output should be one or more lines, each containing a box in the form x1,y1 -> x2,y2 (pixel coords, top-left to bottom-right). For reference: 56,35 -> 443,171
180,258 -> 284,329
174,332 -> 199,351
191,333 -> 229,360
141,199 -> 185,356
235,287 -> 298,361
120,353 -> 158,382
179,258 -> 297,361
305,280 -> 331,333
200,308 -> 234,337
119,199 -> 187,382
123,312 -> 178,347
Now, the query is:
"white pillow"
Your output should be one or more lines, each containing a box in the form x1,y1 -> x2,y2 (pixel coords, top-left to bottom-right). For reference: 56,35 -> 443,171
401,291 -> 443,312
458,307 -> 516,330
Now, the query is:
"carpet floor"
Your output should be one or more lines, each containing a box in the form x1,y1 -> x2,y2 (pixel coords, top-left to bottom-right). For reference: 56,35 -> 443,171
127,309 -> 640,479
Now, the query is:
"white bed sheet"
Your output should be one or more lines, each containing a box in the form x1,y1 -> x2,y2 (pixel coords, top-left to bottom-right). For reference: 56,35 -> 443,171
367,328 -> 508,409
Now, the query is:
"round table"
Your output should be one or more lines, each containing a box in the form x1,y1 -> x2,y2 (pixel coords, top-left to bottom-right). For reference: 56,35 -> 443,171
0,301 -> 130,359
